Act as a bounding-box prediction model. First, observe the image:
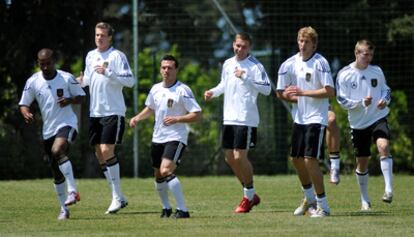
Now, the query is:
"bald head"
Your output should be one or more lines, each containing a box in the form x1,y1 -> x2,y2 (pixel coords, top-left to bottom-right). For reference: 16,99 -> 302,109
37,48 -> 54,61
37,48 -> 56,79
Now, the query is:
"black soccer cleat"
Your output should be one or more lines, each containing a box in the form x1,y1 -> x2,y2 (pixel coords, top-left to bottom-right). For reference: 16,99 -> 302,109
160,208 -> 173,218
173,209 -> 190,219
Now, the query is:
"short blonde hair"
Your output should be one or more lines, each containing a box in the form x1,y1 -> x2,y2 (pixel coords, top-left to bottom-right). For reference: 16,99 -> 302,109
355,39 -> 375,54
297,26 -> 318,45
234,32 -> 252,46
96,22 -> 114,36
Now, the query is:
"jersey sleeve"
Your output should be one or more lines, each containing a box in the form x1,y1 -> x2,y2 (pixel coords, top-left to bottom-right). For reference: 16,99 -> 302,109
105,51 -> 135,88
210,64 -> 227,98
181,86 -> 202,113
68,74 -> 86,97
82,53 -> 92,87
19,78 -> 35,107
379,68 -> 391,104
145,87 -> 156,110
242,63 -> 271,95
316,58 -> 334,88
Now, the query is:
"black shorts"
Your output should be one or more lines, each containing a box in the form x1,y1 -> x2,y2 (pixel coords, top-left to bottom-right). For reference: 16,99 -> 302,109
351,117 -> 391,157
89,115 -> 125,145
290,123 -> 325,160
222,125 -> 257,150
151,141 -> 186,168
44,126 -> 77,157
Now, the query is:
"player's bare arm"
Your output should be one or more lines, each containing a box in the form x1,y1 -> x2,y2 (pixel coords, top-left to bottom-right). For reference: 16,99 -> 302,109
298,86 -> 335,98
164,111 -> 201,126
19,106 -> 34,123
57,95 -> 85,108
129,107 -> 154,128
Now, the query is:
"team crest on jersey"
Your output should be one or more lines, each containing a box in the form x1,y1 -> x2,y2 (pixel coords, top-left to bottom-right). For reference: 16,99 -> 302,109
167,98 -> 174,108
371,78 -> 378,87
351,82 -> 358,89
305,73 -> 311,82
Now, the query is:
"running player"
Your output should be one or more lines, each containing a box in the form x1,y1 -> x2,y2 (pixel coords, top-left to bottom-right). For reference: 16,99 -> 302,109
77,22 -> 135,214
336,39 -> 393,211
129,55 -> 201,218
204,32 -> 271,213
19,48 -> 85,220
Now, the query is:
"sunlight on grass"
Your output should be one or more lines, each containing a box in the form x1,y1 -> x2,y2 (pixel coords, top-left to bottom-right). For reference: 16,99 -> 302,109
0,175 -> 413,237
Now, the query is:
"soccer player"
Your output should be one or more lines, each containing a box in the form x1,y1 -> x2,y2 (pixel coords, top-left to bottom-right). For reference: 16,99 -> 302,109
19,48 -> 85,220
204,32 -> 271,213
336,39 -> 393,211
77,22 -> 135,214
276,26 -> 333,217
129,55 -> 201,218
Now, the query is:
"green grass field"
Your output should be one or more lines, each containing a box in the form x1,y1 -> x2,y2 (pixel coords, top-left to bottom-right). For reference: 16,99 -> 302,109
0,175 -> 413,237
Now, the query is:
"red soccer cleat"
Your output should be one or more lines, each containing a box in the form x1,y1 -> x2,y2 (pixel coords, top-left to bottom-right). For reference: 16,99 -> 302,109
234,194 -> 261,213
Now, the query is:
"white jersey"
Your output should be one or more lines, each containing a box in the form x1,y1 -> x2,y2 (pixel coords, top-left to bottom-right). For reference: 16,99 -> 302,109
336,63 -> 391,129
146,80 -> 201,145
19,70 -> 86,139
278,53 -> 334,125
210,55 -> 271,127
83,47 -> 135,117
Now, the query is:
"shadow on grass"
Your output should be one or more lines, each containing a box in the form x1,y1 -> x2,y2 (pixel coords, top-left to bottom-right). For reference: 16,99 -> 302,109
72,211 -> 160,220
333,211 -> 391,217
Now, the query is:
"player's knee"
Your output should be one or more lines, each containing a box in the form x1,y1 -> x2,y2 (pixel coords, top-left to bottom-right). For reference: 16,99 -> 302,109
100,147 -> 114,158
377,144 -> 389,155
50,146 -> 65,159
328,114 -> 337,127
159,167 -> 172,177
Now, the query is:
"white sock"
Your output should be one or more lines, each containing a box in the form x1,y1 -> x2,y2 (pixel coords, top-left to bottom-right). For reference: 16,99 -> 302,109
103,169 -> 113,188
54,182 -> 67,209
155,181 -> 171,209
167,176 -> 187,212
244,187 -> 255,201
330,157 -> 340,170
107,163 -> 122,200
356,170 -> 370,203
380,157 -> 393,193
58,160 -> 77,193
303,186 -> 316,203
316,196 -> 329,212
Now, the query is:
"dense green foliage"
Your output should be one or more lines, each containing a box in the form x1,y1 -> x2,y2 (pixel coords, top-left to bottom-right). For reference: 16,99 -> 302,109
0,0 -> 413,179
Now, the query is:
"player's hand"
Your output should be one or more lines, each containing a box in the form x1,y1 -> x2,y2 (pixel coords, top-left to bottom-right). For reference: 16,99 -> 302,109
285,86 -> 301,96
204,90 -> 213,101
377,99 -> 386,109
76,71 -> 84,83
234,67 -> 246,79
129,117 -> 139,128
94,65 -> 106,75
22,111 -> 34,123
363,96 -> 372,106
57,97 -> 72,107
163,116 -> 179,126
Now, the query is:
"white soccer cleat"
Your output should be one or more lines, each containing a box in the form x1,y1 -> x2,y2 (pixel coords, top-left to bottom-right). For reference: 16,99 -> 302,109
310,207 -> 330,218
120,196 -> 128,208
361,201 -> 372,211
105,199 -> 122,214
382,192 -> 393,203
64,191 -> 80,206
329,168 -> 340,185
293,199 -> 317,216
57,208 -> 70,220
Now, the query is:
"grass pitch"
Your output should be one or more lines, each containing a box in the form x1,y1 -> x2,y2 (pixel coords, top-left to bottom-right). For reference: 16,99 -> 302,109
0,175 -> 413,237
